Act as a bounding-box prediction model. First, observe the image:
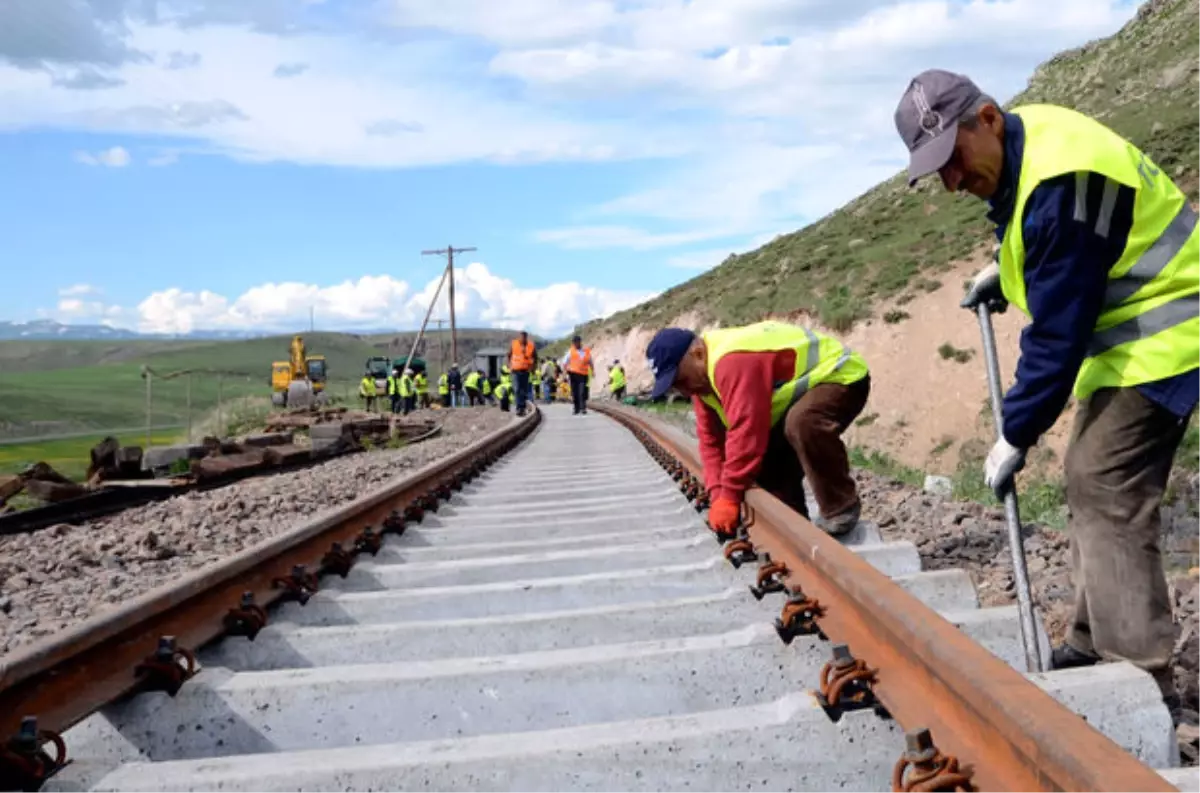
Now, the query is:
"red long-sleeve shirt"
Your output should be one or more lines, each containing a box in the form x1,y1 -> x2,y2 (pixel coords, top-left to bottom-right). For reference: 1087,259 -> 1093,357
693,348 -> 797,503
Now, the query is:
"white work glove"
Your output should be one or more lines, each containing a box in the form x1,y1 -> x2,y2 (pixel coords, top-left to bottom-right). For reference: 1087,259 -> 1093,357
984,437 -> 1026,500
960,261 -> 1007,313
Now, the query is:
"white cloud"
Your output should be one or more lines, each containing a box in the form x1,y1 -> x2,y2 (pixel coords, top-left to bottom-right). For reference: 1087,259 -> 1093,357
72,144 -> 131,167
1,0 -> 1141,271
131,262 -> 652,337
52,283 -> 124,323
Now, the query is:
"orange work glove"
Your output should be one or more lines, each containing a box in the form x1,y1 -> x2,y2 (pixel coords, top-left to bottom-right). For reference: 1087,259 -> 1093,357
707,497 -> 741,533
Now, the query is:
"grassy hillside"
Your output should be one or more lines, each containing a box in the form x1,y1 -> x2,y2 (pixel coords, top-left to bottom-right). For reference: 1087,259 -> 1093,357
576,0 -> 1198,337
0,332 -> 384,438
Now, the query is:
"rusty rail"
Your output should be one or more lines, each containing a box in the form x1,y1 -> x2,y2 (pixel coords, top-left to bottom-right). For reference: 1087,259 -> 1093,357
593,403 -> 1172,793
0,410 -> 540,753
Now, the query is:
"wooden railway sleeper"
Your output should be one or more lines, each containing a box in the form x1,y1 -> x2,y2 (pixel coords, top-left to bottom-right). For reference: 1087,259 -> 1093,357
812,644 -> 890,723
0,717 -> 68,792
748,559 -> 789,600
892,728 -> 975,792
320,542 -> 355,578
272,564 -> 319,605
223,591 -> 268,641
133,636 -> 196,698
774,593 -> 826,644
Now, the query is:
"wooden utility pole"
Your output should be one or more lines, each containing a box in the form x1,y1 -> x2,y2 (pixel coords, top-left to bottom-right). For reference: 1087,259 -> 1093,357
421,245 -> 476,365
432,318 -> 447,376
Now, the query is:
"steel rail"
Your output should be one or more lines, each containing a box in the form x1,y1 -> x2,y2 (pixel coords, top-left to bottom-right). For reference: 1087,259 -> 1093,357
0,410 -> 540,748
594,403 -> 1172,793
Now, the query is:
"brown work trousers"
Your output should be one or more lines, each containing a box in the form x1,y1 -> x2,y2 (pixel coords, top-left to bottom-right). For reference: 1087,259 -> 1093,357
756,377 -> 871,521
1064,386 -> 1192,677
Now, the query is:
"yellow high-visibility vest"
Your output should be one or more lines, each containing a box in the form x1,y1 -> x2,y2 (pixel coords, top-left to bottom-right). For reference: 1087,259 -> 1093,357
699,321 -> 868,427
999,104 -> 1198,399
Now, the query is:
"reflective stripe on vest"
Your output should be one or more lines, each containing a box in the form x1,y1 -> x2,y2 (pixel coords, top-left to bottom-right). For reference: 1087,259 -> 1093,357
698,320 -> 869,427
438,373 -> 449,394
998,104 -> 1199,400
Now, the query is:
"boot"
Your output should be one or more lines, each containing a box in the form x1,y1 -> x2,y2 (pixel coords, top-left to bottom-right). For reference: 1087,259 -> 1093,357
814,501 -> 861,537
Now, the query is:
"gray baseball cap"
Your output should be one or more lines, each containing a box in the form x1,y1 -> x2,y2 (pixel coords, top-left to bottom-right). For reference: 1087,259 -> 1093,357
894,69 -> 983,186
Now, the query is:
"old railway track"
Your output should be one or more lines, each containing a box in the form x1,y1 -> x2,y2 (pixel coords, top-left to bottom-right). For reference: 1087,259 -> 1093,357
0,403 -> 1194,792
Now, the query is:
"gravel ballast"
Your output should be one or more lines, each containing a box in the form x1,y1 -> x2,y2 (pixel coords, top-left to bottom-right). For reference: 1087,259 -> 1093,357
0,407 -> 514,659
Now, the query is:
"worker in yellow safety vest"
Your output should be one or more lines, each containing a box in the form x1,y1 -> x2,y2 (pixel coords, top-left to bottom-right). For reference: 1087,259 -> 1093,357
359,371 -> 377,412
608,360 -> 626,401
414,370 -> 429,409
438,371 -> 451,408
645,321 -> 870,538
481,375 -> 493,404
494,378 -> 512,412
464,370 -> 482,406
398,368 -> 416,415
386,368 -> 400,414
894,70 -> 1198,699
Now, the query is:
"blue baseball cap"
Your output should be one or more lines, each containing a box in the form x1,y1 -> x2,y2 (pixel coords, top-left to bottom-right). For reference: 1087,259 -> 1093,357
646,328 -> 696,399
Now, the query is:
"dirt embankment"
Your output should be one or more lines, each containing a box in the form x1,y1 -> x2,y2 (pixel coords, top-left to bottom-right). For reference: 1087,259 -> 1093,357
583,254 -> 1078,477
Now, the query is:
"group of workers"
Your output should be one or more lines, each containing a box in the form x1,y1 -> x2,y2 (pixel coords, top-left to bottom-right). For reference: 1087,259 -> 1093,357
645,71 -> 1197,710
357,365 -> 429,416
355,330 -> 630,419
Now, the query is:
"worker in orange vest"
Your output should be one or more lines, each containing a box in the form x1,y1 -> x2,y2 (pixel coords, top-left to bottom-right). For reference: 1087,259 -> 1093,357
508,329 -> 537,417
561,334 -> 593,415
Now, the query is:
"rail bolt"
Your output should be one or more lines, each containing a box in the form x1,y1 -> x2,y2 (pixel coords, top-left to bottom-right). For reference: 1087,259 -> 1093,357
723,538 -> 758,569
272,564 -> 319,605
748,560 -> 788,600
774,593 -> 826,644
813,644 -> 889,723
382,510 -> 406,536
224,591 -> 268,641
0,716 -> 68,792
321,542 -> 355,578
404,504 -> 425,524
355,527 -> 383,556
892,728 -> 975,792
134,635 -> 197,697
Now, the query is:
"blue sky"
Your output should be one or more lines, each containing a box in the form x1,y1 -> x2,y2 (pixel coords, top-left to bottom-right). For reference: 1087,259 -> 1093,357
0,0 -> 1137,337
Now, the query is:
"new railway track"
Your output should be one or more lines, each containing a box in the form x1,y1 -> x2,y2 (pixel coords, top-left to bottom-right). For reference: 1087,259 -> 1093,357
0,403 -> 1194,792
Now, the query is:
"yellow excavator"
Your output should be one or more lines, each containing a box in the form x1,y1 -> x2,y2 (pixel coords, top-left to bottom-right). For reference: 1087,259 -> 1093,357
271,335 -> 327,408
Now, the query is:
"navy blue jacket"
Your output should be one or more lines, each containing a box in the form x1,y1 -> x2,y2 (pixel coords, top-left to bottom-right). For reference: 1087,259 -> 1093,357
987,112 -> 1197,449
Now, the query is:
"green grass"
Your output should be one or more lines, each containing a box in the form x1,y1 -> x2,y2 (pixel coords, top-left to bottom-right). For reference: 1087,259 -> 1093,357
0,430 -> 183,481
571,0 -> 1198,339
937,342 -> 975,364
849,446 -> 924,488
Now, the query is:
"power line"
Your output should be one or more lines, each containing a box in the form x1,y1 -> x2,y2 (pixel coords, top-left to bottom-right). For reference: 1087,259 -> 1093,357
421,245 -> 476,365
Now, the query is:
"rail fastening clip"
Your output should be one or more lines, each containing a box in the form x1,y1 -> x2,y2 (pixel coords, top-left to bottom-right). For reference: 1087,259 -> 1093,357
133,635 -> 197,698
223,591 -> 268,641
813,644 -> 890,723
891,728 -> 975,792
0,716 -> 68,793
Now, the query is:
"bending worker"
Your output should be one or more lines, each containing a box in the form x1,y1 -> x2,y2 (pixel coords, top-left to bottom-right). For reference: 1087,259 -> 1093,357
645,320 -> 871,537
894,70 -> 1197,697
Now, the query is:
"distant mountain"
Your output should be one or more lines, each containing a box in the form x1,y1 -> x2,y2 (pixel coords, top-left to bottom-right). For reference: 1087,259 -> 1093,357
0,320 -> 268,342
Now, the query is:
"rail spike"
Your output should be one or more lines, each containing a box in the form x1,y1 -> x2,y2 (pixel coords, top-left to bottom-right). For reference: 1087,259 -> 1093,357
0,716 -> 68,792
892,728 -> 975,792
812,644 -> 890,722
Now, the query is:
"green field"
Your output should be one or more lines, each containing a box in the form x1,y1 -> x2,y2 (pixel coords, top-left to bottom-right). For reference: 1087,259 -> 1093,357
0,331 -> 386,439
0,430 -> 185,481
